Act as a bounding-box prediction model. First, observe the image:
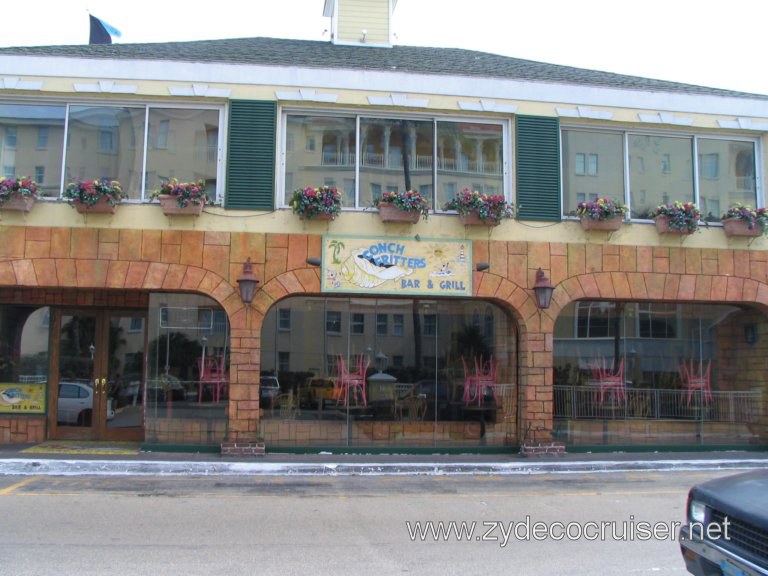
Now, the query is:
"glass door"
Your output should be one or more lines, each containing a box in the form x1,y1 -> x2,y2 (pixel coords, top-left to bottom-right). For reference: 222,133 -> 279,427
51,310 -> 145,440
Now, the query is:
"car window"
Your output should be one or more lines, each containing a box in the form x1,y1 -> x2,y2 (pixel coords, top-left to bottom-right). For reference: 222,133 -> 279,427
59,384 -> 78,398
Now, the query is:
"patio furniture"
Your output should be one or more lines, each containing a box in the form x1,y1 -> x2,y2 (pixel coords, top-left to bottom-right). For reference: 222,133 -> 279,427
590,357 -> 625,404
197,355 -> 228,403
336,354 -> 370,407
679,359 -> 712,406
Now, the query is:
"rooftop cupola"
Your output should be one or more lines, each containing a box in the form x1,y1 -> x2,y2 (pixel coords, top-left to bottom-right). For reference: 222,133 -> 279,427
323,0 -> 397,47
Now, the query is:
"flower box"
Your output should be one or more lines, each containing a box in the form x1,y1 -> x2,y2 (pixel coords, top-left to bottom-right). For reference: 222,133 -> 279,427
444,188 -> 513,225
158,194 -> 204,216
722,217 -> 762,238
459,210 -> 500,227
153,179 -> 209,216
580,215 -> 623,231
378,204 -> 420,223
65,178 -> 125,213
648,201 -> 701,234
0,193 -> 36,212
291,185 -> 342,220
654,215 -> 694,235
74,195 -> 118,214
0,176 -> 39,212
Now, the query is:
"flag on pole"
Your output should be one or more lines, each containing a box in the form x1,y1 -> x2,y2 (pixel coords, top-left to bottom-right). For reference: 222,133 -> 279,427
89,14 -> 122,45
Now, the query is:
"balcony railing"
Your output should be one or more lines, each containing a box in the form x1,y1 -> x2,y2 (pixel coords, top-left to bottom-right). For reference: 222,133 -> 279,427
318,152 -> 501,175
554,385 -> 762,423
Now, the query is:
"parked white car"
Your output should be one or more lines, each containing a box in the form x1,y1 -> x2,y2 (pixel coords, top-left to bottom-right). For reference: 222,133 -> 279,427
58,381 -> 115,426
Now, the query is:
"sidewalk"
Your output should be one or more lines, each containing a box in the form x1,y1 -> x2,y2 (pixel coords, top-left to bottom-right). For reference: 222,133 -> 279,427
1,443 -> 767,476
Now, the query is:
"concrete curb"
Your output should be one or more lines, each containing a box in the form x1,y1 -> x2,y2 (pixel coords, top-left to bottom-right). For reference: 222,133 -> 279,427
1,457 -> 767,477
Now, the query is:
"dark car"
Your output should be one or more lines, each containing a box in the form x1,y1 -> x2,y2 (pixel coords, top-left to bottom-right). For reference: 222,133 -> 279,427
679,469 -> 768,576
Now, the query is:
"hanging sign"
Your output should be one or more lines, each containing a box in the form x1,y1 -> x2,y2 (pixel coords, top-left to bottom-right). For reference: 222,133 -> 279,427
321,235 -> 472,297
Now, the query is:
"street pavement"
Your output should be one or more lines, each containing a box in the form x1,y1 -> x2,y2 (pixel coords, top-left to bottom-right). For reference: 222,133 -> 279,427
1,443 -> 767,476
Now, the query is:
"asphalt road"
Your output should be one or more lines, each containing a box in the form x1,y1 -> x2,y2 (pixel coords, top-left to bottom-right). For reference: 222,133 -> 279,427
0,470 -> 734,575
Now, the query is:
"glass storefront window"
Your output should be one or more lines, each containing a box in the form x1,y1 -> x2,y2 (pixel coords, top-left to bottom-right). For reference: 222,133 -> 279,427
260,296 -> 517,448
0,306 -> 49,416
145,294 -> 229,445
0,104 -> 65,197
553,301 -> 767,446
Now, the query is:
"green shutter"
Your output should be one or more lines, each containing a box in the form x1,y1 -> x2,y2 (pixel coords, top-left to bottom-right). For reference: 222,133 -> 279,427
516,115 -> 561,221
225,100 -> 276,210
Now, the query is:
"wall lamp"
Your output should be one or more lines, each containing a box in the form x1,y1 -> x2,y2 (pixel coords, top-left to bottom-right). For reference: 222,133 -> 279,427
475,262 -> 490,272
533,268 -> 554,310
237,258 -> 259,305
306,257 -> 322,267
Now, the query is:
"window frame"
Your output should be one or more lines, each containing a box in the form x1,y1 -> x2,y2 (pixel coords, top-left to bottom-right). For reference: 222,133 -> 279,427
0,99 -> 225,203
279,107 -> 512,213
560,124 -> 761,222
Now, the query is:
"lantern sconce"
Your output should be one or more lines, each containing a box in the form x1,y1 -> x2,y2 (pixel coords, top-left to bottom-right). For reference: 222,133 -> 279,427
533,268 -> 554,310
237,258 -> 259,305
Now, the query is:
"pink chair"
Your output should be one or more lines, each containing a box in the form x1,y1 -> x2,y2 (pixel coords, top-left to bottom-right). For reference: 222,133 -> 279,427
461,356 -> 481,405
198,355 -> 228,403
679,359 -> 712,406
590,357 -> 625,404
336,354 -> 369,407
474,355 -> 498,405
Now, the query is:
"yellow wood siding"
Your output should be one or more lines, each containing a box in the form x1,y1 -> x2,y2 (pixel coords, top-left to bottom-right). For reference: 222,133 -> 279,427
336,0 -> 390,44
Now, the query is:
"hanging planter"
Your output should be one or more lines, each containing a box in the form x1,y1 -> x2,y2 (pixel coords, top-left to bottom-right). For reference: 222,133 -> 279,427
290,185 -> 342,221
580,215 -> 623,231
375,190 -> 429,224
0,193 -> 37,212
721,218 -> 763,238
576,198 -> 628,231
654,215 -> 695,235
0,176 -> 39,213
648,202 -> 701,235
153,179 -> 209,217
377,203 -> 421,223
158,194 -> 204,216
720,204 -> 767,238
444,188 -> 513,227
459,210 -> 501,227
74,195 -> 118,214
65,178 -> 125,214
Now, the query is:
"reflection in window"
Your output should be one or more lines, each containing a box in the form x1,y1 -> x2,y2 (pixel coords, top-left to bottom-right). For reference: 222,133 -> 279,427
561,130 -> 624,217
0,104 -> 65,197
638,303 -> 677,338
575,301 -> 617,338
283,114 -> 506,212
562,128 -> 757,221
66,105 -> 144,200
326,311 -> 342,334
278,309 -> 291,331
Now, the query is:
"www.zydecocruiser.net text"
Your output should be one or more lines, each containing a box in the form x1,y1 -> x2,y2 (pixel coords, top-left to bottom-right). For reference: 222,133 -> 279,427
406,517 -> 729,546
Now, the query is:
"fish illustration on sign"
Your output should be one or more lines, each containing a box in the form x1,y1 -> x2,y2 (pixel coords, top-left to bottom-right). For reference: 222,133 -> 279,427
0,387 -> 30,405
340,250 -> 413,288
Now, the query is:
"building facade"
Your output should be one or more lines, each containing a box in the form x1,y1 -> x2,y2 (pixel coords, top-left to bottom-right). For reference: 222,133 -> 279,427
1,0 -> 767,452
